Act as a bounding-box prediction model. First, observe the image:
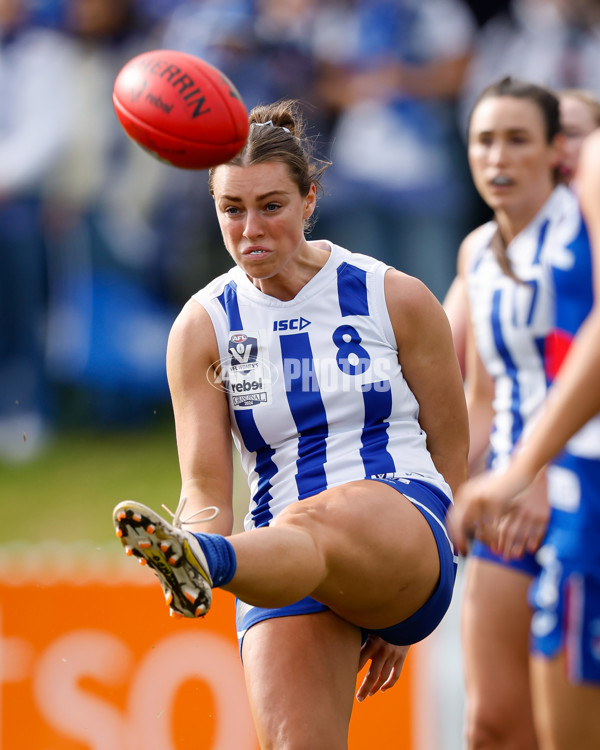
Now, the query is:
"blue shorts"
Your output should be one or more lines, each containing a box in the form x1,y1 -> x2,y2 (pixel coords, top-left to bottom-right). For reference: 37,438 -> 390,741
236,478 -> 458,650
470,539 -> 541,577
529,548 -> 600,684
545,450 -> 600,568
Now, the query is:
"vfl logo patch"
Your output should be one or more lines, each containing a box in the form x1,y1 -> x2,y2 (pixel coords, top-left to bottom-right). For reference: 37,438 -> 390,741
228,333 -> 258,372
208,330 -> 277,407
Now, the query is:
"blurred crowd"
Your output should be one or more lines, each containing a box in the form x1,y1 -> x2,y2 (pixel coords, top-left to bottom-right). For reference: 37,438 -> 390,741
2,0 -> 600,460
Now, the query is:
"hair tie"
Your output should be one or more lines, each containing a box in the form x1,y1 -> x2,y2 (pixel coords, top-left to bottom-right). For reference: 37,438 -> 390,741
252,120 -> 291,134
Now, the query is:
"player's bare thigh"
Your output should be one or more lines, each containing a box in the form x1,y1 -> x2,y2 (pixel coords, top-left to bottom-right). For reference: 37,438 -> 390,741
531,651 -> 600,750
241,610 -> 361,750
272,479 -> 441,630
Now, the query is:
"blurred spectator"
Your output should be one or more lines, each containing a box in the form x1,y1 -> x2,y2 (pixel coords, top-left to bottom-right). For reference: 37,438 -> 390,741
462,0 -> 511,27
311,0 -> 478,300
459,0 -> 600,132
558,88 -> 600,185
161,0 -> 322,114
0,0 -> 78,460
42,0 -> 176,428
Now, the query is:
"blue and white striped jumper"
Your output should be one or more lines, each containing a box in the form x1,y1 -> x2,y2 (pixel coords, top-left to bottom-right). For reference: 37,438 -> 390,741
529,185 -> 600,683
193,241 -> 451,531
465,185 -> 574,571
466,187 -> 574,471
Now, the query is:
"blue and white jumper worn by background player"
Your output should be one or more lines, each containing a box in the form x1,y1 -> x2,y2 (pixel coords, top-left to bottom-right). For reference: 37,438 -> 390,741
465,185 -> 573,575
193,241 -> 458,647
530,193 -> 600,684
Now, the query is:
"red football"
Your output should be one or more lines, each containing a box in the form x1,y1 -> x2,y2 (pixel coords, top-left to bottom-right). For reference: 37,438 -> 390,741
113,49 -> 249,169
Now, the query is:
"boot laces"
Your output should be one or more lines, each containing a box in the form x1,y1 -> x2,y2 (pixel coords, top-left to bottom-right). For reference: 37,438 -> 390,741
161,496 -> 220,529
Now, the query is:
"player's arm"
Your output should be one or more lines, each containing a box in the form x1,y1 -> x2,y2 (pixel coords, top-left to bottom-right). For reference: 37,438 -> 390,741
464,317 -> 495,472
443,232 -> 495,470
456,233 -> 496,473
385,269 -> 470,494
442,274 -> 468,379
166,299 -> 235,536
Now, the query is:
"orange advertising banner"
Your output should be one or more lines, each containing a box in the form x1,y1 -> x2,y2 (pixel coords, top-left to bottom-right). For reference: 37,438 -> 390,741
0,546 -> 414,749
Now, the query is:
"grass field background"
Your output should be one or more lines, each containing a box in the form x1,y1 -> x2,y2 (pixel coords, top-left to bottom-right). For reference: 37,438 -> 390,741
0,417 -> 248,545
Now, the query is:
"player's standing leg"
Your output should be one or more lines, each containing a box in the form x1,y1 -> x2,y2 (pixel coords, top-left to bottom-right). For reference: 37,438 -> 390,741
462,559 -> 538,749
531,652 -> 600,750
241,612 -> 361,750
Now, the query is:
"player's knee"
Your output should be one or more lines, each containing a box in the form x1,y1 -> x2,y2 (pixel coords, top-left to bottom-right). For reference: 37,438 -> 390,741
465,714 -> 504,750
465,706 -> 534,750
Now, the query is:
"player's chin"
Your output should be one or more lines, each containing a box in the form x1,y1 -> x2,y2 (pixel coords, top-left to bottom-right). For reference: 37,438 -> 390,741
240,254 -> 277,276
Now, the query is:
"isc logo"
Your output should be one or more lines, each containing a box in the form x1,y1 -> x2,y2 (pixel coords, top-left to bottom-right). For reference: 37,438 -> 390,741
273,317 -> 311,332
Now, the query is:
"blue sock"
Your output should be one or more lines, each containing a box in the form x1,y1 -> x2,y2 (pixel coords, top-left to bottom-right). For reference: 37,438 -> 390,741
191,532 -> 237,588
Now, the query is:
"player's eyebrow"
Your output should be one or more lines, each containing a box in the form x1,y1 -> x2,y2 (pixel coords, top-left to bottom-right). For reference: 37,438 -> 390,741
476,127 -> 531,137
220,189 -> 288,202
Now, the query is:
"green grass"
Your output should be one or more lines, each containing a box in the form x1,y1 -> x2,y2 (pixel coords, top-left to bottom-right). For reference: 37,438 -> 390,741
0,412 -> 250,552
0,421 -> 182,544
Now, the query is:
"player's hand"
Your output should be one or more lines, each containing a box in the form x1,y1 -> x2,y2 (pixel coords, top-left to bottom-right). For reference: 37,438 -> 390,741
493,470 -> 549,559
448,466 -> 535,556
356,635 -> 409,702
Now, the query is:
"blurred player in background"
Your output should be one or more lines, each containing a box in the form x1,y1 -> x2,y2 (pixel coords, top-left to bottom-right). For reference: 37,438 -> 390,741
444,87 -> 600,381
113,99 -> 469,749
448,77 -> 571,750
557,88 -> 600,184
451,123 -> 600,750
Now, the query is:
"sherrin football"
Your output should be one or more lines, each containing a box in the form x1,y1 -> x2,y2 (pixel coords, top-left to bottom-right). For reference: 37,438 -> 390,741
113,49 -> 249,169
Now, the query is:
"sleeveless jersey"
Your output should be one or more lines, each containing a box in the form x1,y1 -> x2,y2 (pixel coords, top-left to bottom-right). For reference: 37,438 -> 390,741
466,186 -> 573,468
541,191 -> 600,568
545,200 -> 600,460
193,241 -> 450,530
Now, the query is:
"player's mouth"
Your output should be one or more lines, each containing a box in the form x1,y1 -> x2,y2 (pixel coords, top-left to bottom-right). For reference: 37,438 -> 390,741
489,175 -> 514,189
242,246 -> 271,257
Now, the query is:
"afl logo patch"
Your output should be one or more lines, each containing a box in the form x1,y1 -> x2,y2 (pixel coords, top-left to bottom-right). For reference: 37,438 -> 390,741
207,330 -> 276,408
228,334 -> 258,369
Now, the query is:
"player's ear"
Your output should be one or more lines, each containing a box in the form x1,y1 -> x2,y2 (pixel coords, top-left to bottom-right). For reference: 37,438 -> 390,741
303,183 -> 317,220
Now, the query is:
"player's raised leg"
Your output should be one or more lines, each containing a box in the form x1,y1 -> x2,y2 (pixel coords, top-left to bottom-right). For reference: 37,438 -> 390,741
114,479 -> 442,630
